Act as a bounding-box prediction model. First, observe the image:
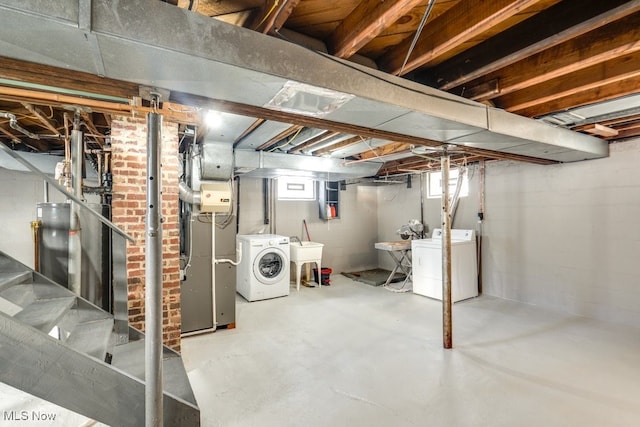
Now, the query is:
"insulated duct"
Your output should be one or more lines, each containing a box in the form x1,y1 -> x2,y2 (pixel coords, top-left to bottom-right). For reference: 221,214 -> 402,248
0,0 -> 608,162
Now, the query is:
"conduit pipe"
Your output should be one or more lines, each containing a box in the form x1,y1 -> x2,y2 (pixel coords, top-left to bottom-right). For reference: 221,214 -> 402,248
0,111 -> 58,140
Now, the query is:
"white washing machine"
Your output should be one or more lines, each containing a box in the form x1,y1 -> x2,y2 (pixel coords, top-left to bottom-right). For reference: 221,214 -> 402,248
411,229 -> 478,302
236,234 -> 290,302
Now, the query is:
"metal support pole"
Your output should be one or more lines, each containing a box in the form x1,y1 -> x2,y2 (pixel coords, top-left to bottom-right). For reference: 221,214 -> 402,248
441,151 -> 453,349
68,115 -> 83,296
145,98 -> 163,427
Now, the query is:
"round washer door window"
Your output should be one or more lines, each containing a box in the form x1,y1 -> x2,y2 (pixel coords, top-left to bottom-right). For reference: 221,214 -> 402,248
253,249 -> 286,285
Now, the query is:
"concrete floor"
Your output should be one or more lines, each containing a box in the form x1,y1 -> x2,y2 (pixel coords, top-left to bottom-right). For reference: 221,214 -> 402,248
183,275 -> 640,427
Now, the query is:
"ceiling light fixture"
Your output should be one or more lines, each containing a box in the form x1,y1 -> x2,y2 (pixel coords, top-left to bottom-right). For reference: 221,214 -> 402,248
205,110 -> 223,128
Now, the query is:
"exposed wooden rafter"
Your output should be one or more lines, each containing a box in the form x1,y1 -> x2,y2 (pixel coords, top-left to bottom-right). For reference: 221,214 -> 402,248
328,0 -> 424,59
462,12 -> 640,101
379,0 -> 559,75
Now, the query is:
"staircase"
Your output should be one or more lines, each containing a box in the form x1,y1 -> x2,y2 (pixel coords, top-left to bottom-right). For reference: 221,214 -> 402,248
0,251 -> 199,426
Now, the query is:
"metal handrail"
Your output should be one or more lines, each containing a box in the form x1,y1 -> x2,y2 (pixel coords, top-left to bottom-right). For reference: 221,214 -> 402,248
0,141 -> 135,243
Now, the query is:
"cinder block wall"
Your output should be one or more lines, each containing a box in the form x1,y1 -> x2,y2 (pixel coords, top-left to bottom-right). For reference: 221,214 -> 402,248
110,115 -> 182,351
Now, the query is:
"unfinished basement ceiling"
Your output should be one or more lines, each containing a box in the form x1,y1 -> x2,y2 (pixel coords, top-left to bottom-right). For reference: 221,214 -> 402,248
0,0 -> 638,177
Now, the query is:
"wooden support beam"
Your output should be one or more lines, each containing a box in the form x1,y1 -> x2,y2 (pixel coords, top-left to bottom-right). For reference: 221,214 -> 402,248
462,12 -> 640,101
257,125 -> 303,150
359,142 -> 413,160
289,131 -> 339,153
0,56 -> 138,100
233,118 -> 265,146
252,0 -> 301,34
328,0 -> 424,59
177,0 -> 263,17
432,0 -> 638,90
379,0 -> 557,75
313,135 -> 362,156
582,124 -> 619,138
499,53 -> 640,114
514,74 -> 640,118
0,123 -> 20,143
21,103 -> 61,136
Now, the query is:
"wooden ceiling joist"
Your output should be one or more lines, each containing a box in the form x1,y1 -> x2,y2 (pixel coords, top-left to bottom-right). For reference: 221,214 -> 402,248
21,103 -> 60,137
516,74 -> 640,118
500,52 -> 640,114
380,0 -> 558,75
251,0 -> 301,34
432,0 -> 639,91
328,0 -> 424,59
462,12 -> 640,101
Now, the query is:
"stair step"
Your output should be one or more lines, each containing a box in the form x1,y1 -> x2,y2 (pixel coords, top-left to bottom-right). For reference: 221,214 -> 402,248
65,318 -> 114,361
0,270 -> 32,292
0,284 -> 36,308
14,297 -> 76,333
111,339 -> 198,406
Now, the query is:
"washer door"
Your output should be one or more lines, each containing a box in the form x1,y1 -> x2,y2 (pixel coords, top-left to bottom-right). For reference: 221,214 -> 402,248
253,247 -> 288,285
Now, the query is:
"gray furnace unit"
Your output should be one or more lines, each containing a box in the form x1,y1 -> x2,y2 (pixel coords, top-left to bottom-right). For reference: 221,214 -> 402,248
180,214 -> 237,334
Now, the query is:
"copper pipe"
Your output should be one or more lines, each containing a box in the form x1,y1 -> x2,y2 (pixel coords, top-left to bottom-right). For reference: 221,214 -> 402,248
30,220 -> 42,272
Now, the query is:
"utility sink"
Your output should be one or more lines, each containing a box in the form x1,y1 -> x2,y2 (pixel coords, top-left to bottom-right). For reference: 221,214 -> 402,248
290,242 -> 324,263
290,242 -> 324,291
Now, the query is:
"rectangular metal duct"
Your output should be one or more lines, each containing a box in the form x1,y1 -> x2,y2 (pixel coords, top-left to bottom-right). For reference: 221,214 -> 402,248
234,150 -> 382,181
0,0 -> 608,163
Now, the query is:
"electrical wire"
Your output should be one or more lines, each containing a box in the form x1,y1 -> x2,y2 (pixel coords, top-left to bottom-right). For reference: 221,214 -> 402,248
256,0 -> 279,28
269,126 -> 302,152
400,0 -> 437,75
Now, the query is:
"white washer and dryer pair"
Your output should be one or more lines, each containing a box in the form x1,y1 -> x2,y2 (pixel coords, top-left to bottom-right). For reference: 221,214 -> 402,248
236,234 -> 290,302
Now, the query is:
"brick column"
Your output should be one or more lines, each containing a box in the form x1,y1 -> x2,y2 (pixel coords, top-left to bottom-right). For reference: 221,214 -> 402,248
110,115 -> 182,351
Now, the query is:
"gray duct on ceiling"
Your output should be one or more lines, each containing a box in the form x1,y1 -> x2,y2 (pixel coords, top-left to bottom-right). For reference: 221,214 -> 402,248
234,150 -> 381,181
0,0 -> 608,163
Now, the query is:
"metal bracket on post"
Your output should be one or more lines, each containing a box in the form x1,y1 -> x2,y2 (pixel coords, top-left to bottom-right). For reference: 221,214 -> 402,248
145,92 -> 163,427
441,148 -> 453,350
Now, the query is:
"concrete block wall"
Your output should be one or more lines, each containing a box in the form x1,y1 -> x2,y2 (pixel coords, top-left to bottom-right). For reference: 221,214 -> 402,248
110,115 -> 182,351
482,139 -> 640,327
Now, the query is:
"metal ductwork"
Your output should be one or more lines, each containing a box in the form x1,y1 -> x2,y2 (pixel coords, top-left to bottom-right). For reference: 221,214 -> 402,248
178,181 -> 200,206
234,150 -> 381,180
0,0 -> 608,163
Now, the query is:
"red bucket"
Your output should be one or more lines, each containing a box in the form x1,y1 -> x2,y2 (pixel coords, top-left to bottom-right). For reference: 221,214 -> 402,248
313,267 -> 332,286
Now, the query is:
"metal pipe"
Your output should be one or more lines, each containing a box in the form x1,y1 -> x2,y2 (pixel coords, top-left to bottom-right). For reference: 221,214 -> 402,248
68,119 -> 83,296
0,141 -> 134,242
178,181 -> 201,206
43,181 -> 49,203
441,152 -> 453,349
477,161 -> 486,295
145,102 -> 163,427
419,172 -> 425,234
30,220 -> 41,272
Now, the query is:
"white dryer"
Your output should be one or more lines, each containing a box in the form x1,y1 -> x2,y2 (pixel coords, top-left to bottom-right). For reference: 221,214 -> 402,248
236,234 -> 290,302
411,229 -> 478,302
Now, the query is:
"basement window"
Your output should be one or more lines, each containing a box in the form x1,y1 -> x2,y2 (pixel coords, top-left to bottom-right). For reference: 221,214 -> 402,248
427,169 -> 469,199
277,177 -> 316,200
